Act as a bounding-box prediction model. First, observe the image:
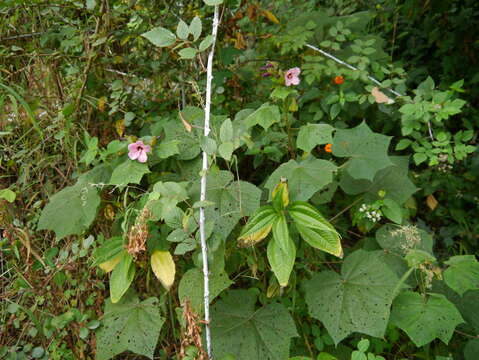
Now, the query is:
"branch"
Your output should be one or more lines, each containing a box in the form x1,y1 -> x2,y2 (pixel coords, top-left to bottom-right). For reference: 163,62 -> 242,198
199,5 -> 221,359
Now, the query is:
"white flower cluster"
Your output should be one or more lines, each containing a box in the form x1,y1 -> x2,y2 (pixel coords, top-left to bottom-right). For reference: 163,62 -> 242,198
437,153 -> 453,173
359,204 -> 382,222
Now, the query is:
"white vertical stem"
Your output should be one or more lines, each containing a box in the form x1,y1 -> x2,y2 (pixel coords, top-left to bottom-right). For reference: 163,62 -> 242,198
200,4 -> 220,359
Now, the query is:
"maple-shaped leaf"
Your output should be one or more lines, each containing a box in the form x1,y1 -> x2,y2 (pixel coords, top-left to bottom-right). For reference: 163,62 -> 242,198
211,290 -> 297,360
390,291 -> 463,347
339,156 -> 417,205
304,250 -> 399,344
332,121 -> 392,181
96,290 -> 164,360
265,157 -> 337,202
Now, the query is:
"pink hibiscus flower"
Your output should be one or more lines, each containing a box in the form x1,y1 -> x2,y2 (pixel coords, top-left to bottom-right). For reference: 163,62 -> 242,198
128,140 -> 151,163
284,67 -> 301,86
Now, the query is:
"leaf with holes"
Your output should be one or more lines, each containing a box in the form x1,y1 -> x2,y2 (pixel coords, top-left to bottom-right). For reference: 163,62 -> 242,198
96,290 -> 164,360
178,268 -> 232,315
38,179 -> 101,240
332,121 -> 392,181
265,157 -> 337,202
375,224 -> 433,256
304,250 -> 399,344
444,256 -> 479,296
211,290 -> 297,360
390,291 -> 463,347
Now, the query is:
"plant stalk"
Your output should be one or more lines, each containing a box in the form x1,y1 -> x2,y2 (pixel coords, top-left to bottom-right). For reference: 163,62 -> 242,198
199,4 -> 221,359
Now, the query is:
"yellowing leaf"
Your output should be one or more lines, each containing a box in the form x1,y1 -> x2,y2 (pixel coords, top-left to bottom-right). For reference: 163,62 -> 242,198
371,87 -> 395,104
115,119 -> 125,137
426,194 -> 438,211
262,10 -> 280,24
151,251 -> 176,290
239,223 -> 273,246
98,96 -> 107,112
99,255 -> 122,273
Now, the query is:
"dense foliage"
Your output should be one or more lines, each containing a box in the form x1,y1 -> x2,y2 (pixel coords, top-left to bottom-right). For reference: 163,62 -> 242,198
1,0 -> 478,359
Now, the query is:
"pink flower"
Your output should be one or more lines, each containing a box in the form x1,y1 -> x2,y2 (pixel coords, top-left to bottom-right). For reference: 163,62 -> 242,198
284,67 -> 301,86
128,140 -> 151,163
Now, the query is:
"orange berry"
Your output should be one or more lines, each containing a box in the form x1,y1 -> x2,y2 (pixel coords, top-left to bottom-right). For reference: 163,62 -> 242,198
334,76 -> 344,85
325,143 -> 332,153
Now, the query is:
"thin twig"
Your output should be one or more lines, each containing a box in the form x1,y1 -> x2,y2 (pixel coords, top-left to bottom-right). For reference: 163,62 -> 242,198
305,43 -> 403,97
199,5 -> 221,359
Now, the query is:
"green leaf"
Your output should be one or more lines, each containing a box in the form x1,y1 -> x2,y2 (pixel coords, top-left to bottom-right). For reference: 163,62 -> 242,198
339,156 -> 417,205
178,268 -> 232,315
179,47 -> 198,59
200,136 -> 217,155
141,27 -> 176,47
375,224 -> 433,256
155,140 -> 180,159
38,179 -> 101,240
189,16 -> 202,41
395,139 -> 412,151
444,256 -> 479,296
0,188 -> 15,203
304,250 -> 399,344
382,198 -> 402,224
220,118 -> 233,143
199,35 -> 213,51
390,292 -> 463,347
267,232 -> 296,287
238,205 -> 277,247
272,214 -> 290,252
204,0 -> 223,5
265,158 -> 337,202
110,253 -> 136,303
92,237 -> 124,267
297,124 -> 334,153
404,249 -> 436,268
110,159 -> 150,186
211,290 -> 297,360
176,19 -> 189,40
464,339 -> 479,360
96,290 -> 164,360
190,170 -> 261,241
218,142 -> 234,161
244,103 -> 280,130
165,108 -> 203,160
332,121 -> 392,181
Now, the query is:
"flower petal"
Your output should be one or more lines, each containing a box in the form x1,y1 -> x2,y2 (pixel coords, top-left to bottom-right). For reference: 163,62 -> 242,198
137,150 -> 148,163
128,150 -> 140,160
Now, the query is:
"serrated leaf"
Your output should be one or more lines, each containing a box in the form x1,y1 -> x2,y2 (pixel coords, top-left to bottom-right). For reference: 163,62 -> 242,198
265,158 -> 337,202
155,140 -> 180,159
110,253 -> 136,304
109,159 -> 150,186
141,27 -> 176,47
339,156 -> 417,205
178,268 -> 232,315
304,250 -> 399,344
382,198 -> 402,224
332,121 -> 392,181
176,20 -> 189,40
211,290 -> 297,360
444,256 -> 479,296
38,179 -> 101,240
189,16 -> 202,41
151,251 -> 175,290
244,103 -> 280,130
297,124 -> 334,153
404,249 -> 436,268
96,290 -> 164,360
267,233 -> 296,287
390,291 -> 463,347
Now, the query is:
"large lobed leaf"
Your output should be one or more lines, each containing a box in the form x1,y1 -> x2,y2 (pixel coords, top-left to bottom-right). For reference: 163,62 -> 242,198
304,250 -> 399,344
96,290 -> 164,360
211,290 -> 297,360
332,121 -> 392,181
